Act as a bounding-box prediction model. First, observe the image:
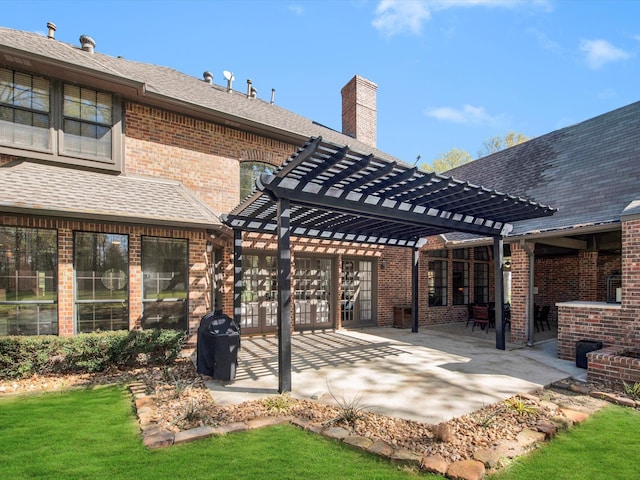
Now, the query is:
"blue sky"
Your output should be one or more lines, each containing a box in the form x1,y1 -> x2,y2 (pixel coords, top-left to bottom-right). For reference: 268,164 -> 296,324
4,0 -> 639,166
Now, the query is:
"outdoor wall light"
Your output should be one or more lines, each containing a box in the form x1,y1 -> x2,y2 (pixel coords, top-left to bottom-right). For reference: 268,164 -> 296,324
380,259 -> 386,269
206,241 -> 213,253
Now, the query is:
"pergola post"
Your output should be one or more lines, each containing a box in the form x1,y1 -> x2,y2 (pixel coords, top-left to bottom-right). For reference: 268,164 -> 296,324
411,246 -> 419,333
277,198 -> 292,393
233,229 -> 243,328
493,235 -> 505,350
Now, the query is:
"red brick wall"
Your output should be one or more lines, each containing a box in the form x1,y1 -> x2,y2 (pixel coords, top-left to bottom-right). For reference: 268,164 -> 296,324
622,217 -> 640,310
510,242 -> 530,344
588,347 -> 640,385
124,102 -> 295,214
341,76 -> 377,148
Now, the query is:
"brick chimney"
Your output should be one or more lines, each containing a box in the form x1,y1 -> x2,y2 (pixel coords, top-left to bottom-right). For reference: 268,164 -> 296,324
341,75 -> 377,148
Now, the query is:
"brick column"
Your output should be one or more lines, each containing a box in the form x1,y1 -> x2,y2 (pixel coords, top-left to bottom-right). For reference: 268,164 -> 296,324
578,251 -> 598,301
128,233 -> 142,330
509,242 -> 531,345
57,227 -> 74,336
622,216 -> 640,310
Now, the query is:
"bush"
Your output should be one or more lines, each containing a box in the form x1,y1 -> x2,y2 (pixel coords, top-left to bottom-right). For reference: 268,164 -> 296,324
0,329 -> 186,379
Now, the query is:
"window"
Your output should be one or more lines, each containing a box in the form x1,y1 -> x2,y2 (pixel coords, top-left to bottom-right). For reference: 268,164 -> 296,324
240,161 -> 276,200
142,237 -> 188,331
452,261 -> 469,305
428,258 -> 447,306
74,232 -> 129,333
0,67 -> 121,170
0,227 -> 57,335
474,263 -> 489,304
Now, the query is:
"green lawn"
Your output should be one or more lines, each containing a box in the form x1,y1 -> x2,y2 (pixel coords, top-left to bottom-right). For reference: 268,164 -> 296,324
0,386 -> 429,479
2,387 -> 639,480
489,405 -> 640,480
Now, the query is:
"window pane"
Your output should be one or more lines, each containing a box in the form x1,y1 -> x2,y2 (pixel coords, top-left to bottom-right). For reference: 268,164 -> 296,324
240,162 -> 276,200
0,226 -> 58,336
74,232 -> 129,332
474,246 -> 489,261
453,249 -> 468,260
142,237 -> 188,330
63,85 -> 112,160
0,68 -> 50,150
452,261 -> 469,305
474,263 -> 489,304
428,260 -> 447,307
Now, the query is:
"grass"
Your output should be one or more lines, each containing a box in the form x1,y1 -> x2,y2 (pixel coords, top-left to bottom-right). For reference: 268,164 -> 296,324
489,405 -> 640,480
0,386 -> 430,479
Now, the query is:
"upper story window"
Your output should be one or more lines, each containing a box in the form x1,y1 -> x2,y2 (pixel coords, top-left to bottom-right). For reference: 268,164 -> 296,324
0,67 -> 121,171
240,161 -> 276,200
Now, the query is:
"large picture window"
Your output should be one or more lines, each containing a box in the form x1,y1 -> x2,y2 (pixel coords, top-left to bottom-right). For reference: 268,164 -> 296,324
142,237 -> 188,331
74,232 -> 129,333
0,67 -> 121,170
0,227 -> 57,335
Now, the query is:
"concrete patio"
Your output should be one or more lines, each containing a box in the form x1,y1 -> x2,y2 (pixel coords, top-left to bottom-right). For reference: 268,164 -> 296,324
199,323 -> 586,425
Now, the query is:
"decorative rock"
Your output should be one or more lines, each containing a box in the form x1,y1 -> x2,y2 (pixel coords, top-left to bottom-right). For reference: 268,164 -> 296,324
367,440 -> 394,458
246,416 -> 291,430
343,435 -> 373,450
174,426 -> 215,444
135,396 -> 154,410
421,454 -> 449,476
143,431 -> 174,449
390,448 -> 422,466
611,396 -> 636,408
434,422 -> 456,443
516,428 -> 545,449
323,426 -> 350,440
494,439 -> 525,459
212,422 -> 248,435
446,459 -> 485,480
590,391 -> 616,402
550,415 -> 573,431
535,420 -> 557,439
517,392 -> 540,403
141,424 -> 162,437
539,400 -> 559,411
473,447 -> 502,468
569,383 -> 591,395
560,408 -> 589,423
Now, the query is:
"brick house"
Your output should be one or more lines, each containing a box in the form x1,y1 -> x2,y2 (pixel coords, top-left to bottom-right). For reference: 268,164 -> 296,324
0,24 -> 428,339
1,24 -> 638,384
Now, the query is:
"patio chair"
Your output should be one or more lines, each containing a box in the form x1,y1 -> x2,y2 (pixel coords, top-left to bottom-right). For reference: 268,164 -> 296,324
470,305 -> 491,333
465,303 -> 474,327
535,305 -> 551,332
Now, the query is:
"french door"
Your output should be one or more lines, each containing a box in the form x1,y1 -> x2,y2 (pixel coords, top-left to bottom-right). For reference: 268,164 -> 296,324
341,259 -> 374,327
293,257 -> 333,331
240,254 -> 278,335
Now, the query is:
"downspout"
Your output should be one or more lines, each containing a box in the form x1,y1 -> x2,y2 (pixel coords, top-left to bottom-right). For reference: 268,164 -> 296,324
520,239 -> 535,347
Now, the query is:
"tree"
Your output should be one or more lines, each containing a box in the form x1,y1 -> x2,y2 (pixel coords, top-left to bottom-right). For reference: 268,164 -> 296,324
477,131 -> 529,158
420,147 -> 472,173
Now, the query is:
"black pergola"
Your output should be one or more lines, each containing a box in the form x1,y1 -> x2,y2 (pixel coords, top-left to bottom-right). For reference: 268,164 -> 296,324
222,137 -> 556,392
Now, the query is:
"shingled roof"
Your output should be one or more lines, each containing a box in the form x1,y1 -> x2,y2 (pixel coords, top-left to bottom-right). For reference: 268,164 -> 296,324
0,160 -> 223,229
443,100 -> 640,241
0,26 -> 398,163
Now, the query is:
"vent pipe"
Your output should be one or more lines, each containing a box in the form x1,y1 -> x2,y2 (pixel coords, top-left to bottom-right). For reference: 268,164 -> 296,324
79,35 -> 96,53
246,79 -> 252,97
47,22 -> 56,39
203,71 -> 214,84
270,88 -> 275,105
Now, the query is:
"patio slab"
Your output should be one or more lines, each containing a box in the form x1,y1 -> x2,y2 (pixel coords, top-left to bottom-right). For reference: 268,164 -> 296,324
199,323 -> 586,425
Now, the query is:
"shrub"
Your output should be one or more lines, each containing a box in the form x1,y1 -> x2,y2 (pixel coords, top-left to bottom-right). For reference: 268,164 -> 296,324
0,329 -> 186,379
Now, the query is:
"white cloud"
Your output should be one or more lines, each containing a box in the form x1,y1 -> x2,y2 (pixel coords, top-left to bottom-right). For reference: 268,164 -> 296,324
288,4 -> 304,15
526,27 -> 562,54
425,104 -> 503,126
580,39 -> 631,69
372,0 -> 431,37
372,0 -> 552,37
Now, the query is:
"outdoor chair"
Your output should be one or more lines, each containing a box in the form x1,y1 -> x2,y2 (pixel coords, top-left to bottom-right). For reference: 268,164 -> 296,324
535,305 -> 551,332
465,303 -> 474,327
470,305 -> 491,333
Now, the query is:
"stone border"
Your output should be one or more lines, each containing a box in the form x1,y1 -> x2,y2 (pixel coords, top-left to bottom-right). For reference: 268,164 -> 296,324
128,381 -> 638,480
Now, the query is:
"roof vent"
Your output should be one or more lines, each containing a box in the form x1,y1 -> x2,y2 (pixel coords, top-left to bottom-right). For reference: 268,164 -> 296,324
47,22 -> 56,39
246,79 -> 257,98
223,70 -> 234,92
203,71 -> 214,84
79,35 -> 96,53
270,88 -> 275,105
